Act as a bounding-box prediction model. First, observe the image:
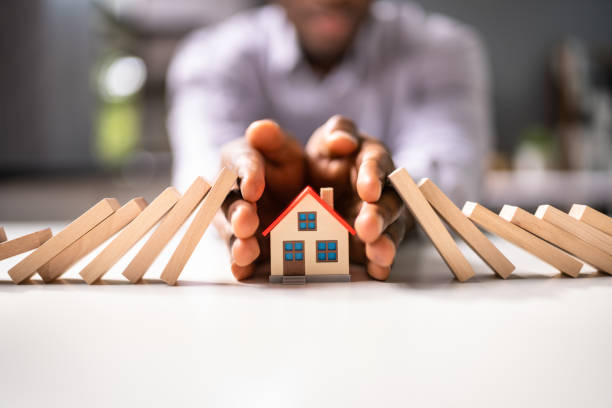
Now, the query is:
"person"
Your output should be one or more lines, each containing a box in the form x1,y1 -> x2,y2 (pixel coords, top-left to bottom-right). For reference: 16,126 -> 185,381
167,0 -> 491,281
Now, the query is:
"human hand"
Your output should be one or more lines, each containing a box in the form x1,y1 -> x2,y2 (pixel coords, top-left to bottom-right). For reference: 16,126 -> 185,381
215,120 -> 306,280
305,115 -> 413,280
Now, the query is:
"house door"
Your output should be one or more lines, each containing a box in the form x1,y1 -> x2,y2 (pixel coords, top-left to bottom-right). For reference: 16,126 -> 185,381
282,241 -> 305,276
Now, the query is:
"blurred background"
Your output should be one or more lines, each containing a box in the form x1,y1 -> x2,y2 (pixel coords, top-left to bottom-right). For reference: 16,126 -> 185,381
1,0 -> 611,221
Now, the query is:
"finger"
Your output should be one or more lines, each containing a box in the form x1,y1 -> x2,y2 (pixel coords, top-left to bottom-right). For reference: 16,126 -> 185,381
221,139 -> 265,203
365,235 -> 396,268
354,187 -> 404,244
228,199 -> 259,239
355,139 -> 395,202
213,210 -> 260,280
308,115 -> 360,158
231,236 -> 261,267
231,262 -> 255,281
366,263 -> 391,281
364,216 -> 406,268
246,119 -> 303,164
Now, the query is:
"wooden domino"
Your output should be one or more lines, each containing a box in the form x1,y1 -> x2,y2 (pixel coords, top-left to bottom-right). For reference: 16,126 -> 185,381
0,227 -> 6,243
569,205 -> 612,237
37,198 -> 147,282
0,228 -> 53,261
8,198 -> 119,284
463,202 -> 583,277
79,187 -> 180,284
161,168 -> 237,285
501,205 -> 612,276
418,178 -> 515,278
389,168 -> 474,282
536,205 -> 612,256
122,177 -> 211,283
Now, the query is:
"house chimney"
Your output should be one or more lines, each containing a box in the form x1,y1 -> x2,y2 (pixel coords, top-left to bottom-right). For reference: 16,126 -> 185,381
320,187 -> 334,209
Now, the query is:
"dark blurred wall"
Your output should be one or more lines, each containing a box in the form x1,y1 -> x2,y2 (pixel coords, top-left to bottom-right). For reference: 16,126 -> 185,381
0,0 -> 95,173
420,0 -> 612,153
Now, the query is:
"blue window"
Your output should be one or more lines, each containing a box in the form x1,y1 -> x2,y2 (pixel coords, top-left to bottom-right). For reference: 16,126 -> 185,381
298,212 -> 317,230
284,241 -> 304,263
316,240 -> 338,263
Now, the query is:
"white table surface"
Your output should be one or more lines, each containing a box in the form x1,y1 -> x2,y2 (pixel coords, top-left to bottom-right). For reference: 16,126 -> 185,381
1,221 -> 612,408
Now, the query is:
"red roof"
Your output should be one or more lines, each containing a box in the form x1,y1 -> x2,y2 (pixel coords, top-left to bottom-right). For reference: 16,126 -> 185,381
262,186 -> 356,236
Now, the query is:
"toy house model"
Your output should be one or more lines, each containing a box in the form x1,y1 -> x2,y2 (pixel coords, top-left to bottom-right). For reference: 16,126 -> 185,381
262,186 -> 356,284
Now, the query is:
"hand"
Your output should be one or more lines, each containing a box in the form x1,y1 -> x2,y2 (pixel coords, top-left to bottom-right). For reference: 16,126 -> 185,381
305,115 -> 413,280
215,120 -> 306,280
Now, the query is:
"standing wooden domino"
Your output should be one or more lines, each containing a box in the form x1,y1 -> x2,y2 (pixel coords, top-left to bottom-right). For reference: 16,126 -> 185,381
79,187 -> 180,284
389,168 -> 474,282
37,198 -> 147,282
161,168 -> 237,285
569,205 -> 612,237
122,177 -> 211,283
8,198 -> 119,284
500,205 -> 612,276
0,228 -> 53,261
418,178 -> 515,278
536,205 -> 612,256
463,202 -> 583,277
0,227 -> 6,243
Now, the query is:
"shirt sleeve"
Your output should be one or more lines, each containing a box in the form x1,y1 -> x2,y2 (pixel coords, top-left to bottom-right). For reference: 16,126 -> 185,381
166,23 -> 265,192
388,15 -> 492,205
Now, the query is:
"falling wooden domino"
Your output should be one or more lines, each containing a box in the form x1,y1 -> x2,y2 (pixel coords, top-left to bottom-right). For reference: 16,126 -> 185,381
500,205 -> 612,276
122,177 -> 211,283
0,228 -> 53,261
536,205 -> 612,256
418,178 -> 515,278
389,168 -> 474,282
463,202 -> 583,277
0,227 -> 6,243
8,198 -> 119,284
161,168 -> 237,285
79,187 -> 180,284
37,198 -> 147,282
569,204 -> 612,237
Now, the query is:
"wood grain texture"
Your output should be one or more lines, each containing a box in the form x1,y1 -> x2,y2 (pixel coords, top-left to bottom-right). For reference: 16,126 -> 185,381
389,168 -> 474,282
0,228 -> 52,261
37,198 -> 147,282
79,187 -> 180,284
8,198 -> 119,284
569,204 -> 612,237
501,205 -> 612,276
161,168 -> 237,285
418,178 -> 515,278
536,205 -> 612,256
122,177 -> 211,283
463,202 -> 583,277
0,227 -> 6,243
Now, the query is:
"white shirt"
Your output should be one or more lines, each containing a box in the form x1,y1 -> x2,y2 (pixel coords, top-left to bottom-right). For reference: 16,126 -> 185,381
167,1 -> 491,205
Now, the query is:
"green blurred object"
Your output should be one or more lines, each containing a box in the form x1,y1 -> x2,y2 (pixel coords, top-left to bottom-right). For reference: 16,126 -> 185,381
96,100 -> 140,167
513,124 -> 556,170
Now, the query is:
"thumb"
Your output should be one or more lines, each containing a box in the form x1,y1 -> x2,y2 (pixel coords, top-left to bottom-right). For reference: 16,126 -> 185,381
321,115 -> 360,157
